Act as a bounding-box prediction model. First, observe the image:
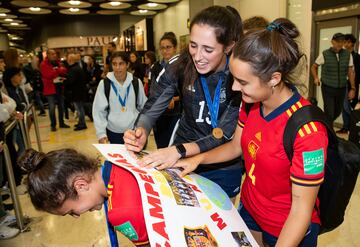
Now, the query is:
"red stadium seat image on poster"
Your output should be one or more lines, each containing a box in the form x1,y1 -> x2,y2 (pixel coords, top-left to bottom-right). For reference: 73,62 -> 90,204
94,144 -> 258,247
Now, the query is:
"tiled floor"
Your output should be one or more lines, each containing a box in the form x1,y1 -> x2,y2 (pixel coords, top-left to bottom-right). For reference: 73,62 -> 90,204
1,111 -> 360,246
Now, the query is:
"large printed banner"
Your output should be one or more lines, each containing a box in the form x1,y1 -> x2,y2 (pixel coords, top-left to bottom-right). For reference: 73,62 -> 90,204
94,144 -> 258,247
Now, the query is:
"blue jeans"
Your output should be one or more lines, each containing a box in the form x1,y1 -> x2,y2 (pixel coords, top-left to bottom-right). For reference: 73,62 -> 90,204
74,101 -> 86,127
239,202 -> 320,247
46,93 -> 65,128
34,90 -> 45,113
342,89 -> 352,130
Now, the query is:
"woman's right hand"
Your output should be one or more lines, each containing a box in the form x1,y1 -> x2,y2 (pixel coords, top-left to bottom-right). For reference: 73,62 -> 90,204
172,155 -> 203,177
124,127 -> 147,153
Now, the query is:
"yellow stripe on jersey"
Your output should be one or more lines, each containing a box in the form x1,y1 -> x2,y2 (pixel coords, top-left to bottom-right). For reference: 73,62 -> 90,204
238,120 -> 244,128
286,109 -> 292,117
296,101 -> 303,108
304,124 -> 311,134
291,105 -> 297,112
298,128 -> 305,137
291,175 -> 324,185
310,122 -> 318,132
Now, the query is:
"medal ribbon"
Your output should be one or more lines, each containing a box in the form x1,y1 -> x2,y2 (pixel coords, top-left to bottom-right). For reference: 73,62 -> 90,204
199,56 -> 229,129
109,79 -> 131,109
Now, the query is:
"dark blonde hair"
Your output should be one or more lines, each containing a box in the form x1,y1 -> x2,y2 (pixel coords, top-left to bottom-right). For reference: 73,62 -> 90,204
18,148 -> 98,212
233,18 -> 303,86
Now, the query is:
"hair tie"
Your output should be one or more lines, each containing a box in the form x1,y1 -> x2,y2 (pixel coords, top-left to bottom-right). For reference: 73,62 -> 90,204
266,22 -> 280,31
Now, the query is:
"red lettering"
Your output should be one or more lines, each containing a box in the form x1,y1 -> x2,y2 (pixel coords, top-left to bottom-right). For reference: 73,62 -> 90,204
139,174 -> 154,184
148,195 -> 163,219
152,221 -> 169,240
210,212 -> 227,230
145,182 -> 159,197
188,183 -> 202,193
114,158 -> 131,165
155,243 -> 171,247
107,153 -> 123,158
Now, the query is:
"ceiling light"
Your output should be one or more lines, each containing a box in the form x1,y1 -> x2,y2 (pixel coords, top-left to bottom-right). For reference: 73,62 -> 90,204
0,13 -> 6,17
139,10 -> 148,13
69,8 -> 80,12
109,1 -> 122,6
69,0 -> 81,5
29,7 -> 41,11
4,18 -> 13,22
10,23 -> 19,26
147,3 -> 158,7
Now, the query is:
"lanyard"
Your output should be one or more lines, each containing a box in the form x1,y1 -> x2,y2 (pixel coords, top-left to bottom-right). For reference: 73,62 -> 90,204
109,79 -> 131,108
199,56 -> 229,128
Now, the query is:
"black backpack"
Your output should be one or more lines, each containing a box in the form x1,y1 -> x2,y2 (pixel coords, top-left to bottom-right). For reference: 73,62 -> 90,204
283,104 -> 360,234
103,76 -> 140,112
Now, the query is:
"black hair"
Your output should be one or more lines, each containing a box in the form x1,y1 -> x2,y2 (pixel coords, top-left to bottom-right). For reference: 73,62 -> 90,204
110,51 -> 129,64
160,32 -> 177,47
344,34 -> 356,44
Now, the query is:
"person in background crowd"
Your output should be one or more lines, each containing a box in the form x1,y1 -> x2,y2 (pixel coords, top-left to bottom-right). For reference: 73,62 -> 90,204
93,52 -> 147,144
0,52 -> 5,89
311,33 -> 356,127
243,16 -> 269,33
23,56 -> 46,116
143,51 -> 156,96
104,42 -> 116,75
64,53 -> 88,131
150,32 -> 182,148
84,55 -> 102,121
129,51 -> 145,83
124,6 -> 244,198
169,18 -> 328,247
0,90 -> 18,240
337,33 -> 360,134
40,49 -> 69,132
18,148 -> 149,246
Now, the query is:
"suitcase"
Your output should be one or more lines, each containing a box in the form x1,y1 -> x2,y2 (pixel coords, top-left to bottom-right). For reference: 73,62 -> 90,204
349,109 -> 360,149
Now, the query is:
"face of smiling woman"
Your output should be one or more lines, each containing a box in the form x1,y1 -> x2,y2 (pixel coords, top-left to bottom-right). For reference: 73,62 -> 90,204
189,24 -> 230,75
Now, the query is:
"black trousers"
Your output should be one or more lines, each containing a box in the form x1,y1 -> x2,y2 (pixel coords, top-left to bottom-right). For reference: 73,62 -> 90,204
321,84 -> 346,126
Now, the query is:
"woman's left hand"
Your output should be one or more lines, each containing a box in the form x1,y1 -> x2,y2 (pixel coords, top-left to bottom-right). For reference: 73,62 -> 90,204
138,146 -> 180,170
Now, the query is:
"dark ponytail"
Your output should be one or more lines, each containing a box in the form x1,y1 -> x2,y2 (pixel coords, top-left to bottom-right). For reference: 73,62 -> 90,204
18,148 -> 98,212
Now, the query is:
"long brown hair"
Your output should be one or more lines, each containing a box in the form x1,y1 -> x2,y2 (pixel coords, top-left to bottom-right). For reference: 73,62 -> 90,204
18,148 -> 98,212
175,5 -> 243,90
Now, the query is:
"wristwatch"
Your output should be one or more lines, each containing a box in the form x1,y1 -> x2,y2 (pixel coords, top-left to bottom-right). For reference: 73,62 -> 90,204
175,144 -> 186,158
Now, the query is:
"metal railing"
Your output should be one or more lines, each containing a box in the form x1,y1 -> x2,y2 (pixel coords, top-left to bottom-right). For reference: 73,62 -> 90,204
2,104 -> 42,231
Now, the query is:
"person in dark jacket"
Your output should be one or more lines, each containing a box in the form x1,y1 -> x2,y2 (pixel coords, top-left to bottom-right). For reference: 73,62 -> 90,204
64,53 -> 88,131
129,51 -> 145,83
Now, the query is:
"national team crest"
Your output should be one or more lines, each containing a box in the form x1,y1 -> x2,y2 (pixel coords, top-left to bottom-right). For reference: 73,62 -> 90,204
248,141 -> 259,160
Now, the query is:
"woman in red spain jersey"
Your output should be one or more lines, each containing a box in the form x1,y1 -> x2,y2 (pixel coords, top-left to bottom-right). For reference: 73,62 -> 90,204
156,18 -> 328,246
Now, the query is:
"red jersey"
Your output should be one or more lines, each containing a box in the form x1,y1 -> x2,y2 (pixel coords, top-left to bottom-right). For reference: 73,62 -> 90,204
238,92 -> 328,237
107,165 -> 149,246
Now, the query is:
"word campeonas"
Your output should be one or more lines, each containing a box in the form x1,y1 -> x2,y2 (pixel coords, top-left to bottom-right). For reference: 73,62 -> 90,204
107,153 -> 171,247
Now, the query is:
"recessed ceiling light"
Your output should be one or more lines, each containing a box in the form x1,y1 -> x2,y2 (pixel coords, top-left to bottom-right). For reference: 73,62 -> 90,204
69,0 -> 81,5
147,3 -> 158,7
0,13 -> 6,17
29,7 -> 41,11
139,9 -> 148,13
10,22 -> 19,26
5,18 -> 13,22
69,8 -> 80,12
109,1 -> 122,6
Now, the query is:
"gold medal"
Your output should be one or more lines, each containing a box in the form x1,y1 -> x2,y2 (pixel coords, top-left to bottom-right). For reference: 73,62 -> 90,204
212,127 -> 223,139
121,107 -> 126,112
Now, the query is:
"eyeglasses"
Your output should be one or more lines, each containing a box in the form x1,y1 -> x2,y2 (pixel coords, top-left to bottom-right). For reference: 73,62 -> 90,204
160,45 -> 174,51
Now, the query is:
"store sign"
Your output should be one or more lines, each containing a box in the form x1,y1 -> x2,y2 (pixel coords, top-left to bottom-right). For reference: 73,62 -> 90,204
87,36 -> 118,46
47,35 -> 119,48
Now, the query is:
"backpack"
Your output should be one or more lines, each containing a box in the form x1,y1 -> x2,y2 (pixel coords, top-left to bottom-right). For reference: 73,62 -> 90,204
283,104 -> 360,234
104,76 -> 140,112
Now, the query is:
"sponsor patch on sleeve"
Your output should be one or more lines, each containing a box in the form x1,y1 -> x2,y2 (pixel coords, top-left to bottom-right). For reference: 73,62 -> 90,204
302,148 -> 324,175
115,221 -> 139,241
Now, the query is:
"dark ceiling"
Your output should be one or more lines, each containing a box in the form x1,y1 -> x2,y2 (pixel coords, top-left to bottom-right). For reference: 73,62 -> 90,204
0,0 -> 178,49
